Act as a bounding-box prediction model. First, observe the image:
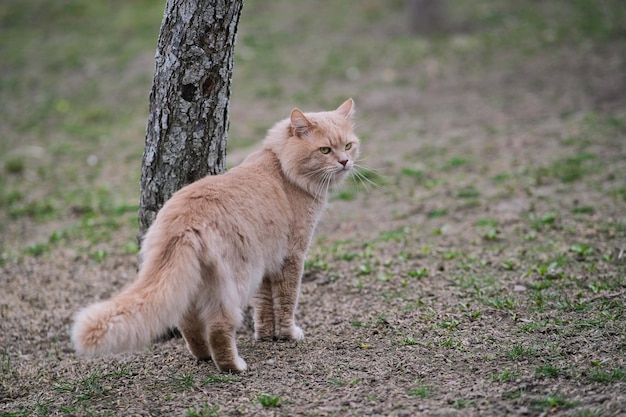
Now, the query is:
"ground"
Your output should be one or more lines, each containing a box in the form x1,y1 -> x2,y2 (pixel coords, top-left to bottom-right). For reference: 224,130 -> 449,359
1,1 -> 625,416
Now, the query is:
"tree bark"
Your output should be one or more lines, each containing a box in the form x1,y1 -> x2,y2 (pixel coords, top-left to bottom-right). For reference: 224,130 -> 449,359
138,0 -> 243,241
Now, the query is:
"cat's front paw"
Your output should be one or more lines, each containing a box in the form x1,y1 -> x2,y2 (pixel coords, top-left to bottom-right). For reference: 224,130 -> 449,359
234,356 -> 248,372
291,325 -> 305,340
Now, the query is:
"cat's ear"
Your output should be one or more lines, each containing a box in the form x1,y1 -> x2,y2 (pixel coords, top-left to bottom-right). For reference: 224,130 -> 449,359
336,98 -> 355,119
290,108 -> 313,138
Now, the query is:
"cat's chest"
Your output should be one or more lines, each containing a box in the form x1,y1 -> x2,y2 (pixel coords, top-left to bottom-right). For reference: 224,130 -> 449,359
287,199 -> 325,244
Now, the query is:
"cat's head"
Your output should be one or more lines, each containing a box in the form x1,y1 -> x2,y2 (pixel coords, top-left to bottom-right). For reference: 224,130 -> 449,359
266,98 -> 360,199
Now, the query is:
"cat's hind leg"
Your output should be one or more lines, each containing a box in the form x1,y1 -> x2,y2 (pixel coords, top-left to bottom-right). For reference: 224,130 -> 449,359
253,275 -> 276,340
179,303 -> 212,361
207,305 -> 247,373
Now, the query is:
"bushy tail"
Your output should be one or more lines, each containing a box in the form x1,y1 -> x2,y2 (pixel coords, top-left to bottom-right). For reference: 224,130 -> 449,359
71,233 -> 202,356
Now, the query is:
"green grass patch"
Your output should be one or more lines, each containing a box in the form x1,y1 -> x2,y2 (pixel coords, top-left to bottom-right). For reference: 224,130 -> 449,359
203,373 -> 242,384
531,393 -> 577,412
4,157 -> 25,174
571,205 -> 595,215
485,296 -> 518,311
588,367 -> 626,383
475,218 -> 499,227
550,152 -> 597,183
408,385 -> 432,399
427,208 -> 448,218
456,186 -> 481,199
380,227 -> 408,242
185,404 -> 221,417
257,394 -> 281,408
52,366 -> 129,404
169,373 -> 196,392
506,342 -> 538,360
23,243 -> 51,257
529,212 -> 559,230
610,187 -> 626,202
8,199 -> 57,221
407,268 -> 429,279
401,167 -> 425,178
444,156 -> 469,168
535,364 -> 567,378
518,320 -> 549,333
491,172 -> 513,183
490,369 -> 519,383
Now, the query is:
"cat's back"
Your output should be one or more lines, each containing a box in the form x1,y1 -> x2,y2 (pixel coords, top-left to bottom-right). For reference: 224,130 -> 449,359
157,148 -> 291,236
193,148 -> 286,204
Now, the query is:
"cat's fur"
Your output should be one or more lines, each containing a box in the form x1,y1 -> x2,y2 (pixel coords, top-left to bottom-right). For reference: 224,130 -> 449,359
71,99 -> 360,372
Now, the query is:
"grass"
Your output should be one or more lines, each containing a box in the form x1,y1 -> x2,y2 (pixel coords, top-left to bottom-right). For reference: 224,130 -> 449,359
485,296 -> 519,311
456,186 -> 481,199
169,373 -> 196,392
0,0 -> 156,256
401,166 -> 425,179
532,393 -> 578,412
400,336 -> 419,346
257,394 -> 281,408
573,410 -> 605,417
427,208 -> 448,218
535,364 -> 567,378
490,370 -> 519,383
506,343 -> 538,360
588,368 -> 626,383
451,398 -> 474,409
548,152 -> 597,183
185,404 -> 221,417
51,366 -> 131,410
407,385 -> 432,399
203,373 -> 242,384
407,268 -> 429,279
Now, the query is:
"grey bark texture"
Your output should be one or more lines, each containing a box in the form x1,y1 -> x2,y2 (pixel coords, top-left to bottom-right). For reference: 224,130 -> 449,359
138,0 -> 243,241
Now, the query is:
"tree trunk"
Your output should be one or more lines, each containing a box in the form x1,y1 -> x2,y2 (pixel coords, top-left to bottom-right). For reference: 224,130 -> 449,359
138,0 -> 243,242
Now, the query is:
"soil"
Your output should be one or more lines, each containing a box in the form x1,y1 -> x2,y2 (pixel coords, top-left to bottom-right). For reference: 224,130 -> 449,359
1,2 -> 625,416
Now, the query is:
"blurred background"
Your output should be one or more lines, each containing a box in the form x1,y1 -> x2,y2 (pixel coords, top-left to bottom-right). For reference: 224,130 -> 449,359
1,0 -> 625,260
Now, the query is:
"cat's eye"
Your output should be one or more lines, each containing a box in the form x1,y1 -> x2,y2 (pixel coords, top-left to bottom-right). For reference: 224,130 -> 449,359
345,143 -> 352,151
319,147 -> 331,154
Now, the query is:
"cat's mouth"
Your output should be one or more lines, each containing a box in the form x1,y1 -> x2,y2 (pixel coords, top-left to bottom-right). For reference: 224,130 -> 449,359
334,165 -> 351,176
329,167 -> 351,185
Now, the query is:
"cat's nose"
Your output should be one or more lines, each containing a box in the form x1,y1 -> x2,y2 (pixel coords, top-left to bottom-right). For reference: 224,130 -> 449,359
339,159 -> 348,168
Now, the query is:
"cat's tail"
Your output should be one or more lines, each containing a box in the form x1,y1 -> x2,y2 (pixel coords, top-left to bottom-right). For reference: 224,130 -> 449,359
71,231 -> 202,356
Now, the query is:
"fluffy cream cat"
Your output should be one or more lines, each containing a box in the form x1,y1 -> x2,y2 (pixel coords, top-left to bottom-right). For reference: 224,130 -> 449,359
71,99 -> 360,372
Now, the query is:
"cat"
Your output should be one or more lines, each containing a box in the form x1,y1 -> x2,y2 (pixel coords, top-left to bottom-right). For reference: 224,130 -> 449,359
71,98 -> 360,372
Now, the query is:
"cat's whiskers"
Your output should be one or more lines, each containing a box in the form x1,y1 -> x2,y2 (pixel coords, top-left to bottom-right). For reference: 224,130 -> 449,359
328,171 -> 345,195
316,169 -> 335,200
304,165 -> 331,199
303,166 -> 330,179
350,171 -> 371,192
350,163 -> 383,192
351,170 -> 375,189
355,160 -> 384,175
